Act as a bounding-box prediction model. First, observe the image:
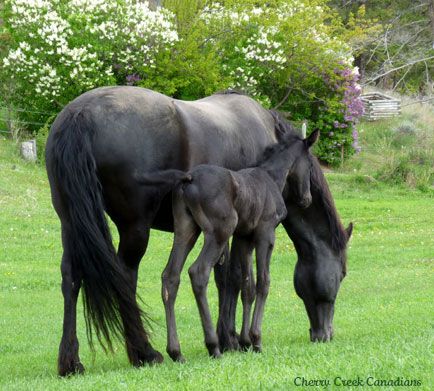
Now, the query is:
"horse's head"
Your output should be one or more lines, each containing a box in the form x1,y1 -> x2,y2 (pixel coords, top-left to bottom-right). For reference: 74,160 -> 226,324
301,222 -> 353,343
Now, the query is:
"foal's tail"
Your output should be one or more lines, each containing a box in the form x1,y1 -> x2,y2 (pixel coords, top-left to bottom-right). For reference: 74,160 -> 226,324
134,169 -> 192,192
45,110 -> 148,351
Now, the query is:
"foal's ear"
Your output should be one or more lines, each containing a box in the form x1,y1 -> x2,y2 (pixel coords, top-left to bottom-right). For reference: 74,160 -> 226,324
305,129 -> 320,148
345,222 -> 354,241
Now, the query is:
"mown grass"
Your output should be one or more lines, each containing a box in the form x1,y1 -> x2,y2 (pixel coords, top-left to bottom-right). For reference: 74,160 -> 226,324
0,136 -> 433,390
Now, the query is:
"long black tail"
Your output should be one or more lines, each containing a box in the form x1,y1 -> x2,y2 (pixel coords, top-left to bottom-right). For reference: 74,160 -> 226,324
46,110 -> 148,351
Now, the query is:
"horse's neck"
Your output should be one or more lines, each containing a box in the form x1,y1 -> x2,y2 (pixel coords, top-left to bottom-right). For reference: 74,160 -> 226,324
282,192 -> 335,261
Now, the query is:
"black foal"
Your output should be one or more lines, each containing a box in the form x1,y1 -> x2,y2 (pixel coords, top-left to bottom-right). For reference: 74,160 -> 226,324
136,129 -> 319,361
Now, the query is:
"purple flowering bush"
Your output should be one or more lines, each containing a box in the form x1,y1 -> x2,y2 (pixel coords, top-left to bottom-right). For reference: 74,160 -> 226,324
311,66 -> 364,165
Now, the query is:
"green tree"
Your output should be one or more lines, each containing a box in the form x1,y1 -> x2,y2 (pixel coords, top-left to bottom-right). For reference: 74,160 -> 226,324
329,0 -> 434,95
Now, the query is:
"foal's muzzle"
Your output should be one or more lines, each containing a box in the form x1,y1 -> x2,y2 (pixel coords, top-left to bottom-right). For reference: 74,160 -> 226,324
298,194 -> 312,209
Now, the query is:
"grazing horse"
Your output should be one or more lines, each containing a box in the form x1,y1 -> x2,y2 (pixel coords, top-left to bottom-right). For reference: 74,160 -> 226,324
135,127 -> 319,361
45,86 -> 351,375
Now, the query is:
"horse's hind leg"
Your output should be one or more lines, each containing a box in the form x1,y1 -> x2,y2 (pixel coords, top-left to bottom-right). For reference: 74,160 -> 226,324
58,226 -> 84,376
117,222 -> 163,365
163,198 -> 200,362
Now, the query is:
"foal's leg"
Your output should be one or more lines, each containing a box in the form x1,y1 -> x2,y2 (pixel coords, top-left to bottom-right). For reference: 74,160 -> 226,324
117,222 -> 163,366
250,230 -> 275,353
215,246 -> 242,352
214,237 -> 243,351
58,226 -> 84,376
162,198 -> 200,362
189,234 -> 229,358
236,237 -> 256,350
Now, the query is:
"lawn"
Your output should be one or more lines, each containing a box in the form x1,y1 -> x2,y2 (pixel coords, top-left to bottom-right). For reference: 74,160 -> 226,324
0,137 -> 433,390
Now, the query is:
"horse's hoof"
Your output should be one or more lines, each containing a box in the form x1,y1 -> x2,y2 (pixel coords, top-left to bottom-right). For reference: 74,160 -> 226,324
58,361 -> 85,377
148,350 -> 164,365
135,349 -> 164,366
252,345 -> 262,353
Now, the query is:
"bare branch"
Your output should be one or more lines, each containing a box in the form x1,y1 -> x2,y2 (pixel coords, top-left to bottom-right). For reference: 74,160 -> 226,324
392,64 -> 413,91
401,96 -> 434,106
362,55 -> 434,85
272,85 -> 293,110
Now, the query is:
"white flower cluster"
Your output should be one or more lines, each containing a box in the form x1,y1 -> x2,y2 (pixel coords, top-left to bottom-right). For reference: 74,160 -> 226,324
200,4 -> 287,96
242,27 -> 286,69
119,4 -> 178,72
3,0 -> 178,104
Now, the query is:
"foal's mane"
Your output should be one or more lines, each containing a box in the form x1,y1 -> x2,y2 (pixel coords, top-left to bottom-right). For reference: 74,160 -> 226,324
269,110 -> 348,253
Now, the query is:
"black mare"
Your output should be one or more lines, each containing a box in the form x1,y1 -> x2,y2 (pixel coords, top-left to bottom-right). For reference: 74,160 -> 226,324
45,86 -> 351,376
135,126 -> 319,361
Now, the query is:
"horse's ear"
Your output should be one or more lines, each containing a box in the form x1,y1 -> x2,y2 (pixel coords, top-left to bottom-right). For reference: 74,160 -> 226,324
229,172 -> 240,200
305,129 -> 320,148
345,222 -> 354,241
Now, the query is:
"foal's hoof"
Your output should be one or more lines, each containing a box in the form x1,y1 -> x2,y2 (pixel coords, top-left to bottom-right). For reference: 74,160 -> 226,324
219,333 -> 240,352
239,339 -> 252,352
168,351 -> 186,363
252,345 -> 262,353
207,344 -> 222,359
211,350 -> 222,359
58,361 -> 85,377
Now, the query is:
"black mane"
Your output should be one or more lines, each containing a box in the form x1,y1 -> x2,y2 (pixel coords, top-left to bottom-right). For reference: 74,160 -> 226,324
269,110 -> 300,141
310,156 -> 348,253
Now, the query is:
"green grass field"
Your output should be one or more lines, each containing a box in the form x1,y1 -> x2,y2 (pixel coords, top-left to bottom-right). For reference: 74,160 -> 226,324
0,136 -> 433,390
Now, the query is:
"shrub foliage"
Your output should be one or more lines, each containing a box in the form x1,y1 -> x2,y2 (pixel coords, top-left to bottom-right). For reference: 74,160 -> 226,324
1,0 -> 364,165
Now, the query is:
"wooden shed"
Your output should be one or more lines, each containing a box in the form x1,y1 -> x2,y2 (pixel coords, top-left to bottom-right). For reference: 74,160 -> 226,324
361,92 -> 401,121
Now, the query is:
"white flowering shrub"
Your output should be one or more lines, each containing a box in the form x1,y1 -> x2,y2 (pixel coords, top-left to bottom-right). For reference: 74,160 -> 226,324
198,1 -> 353,104
2,0 -> 178,128
2,0 -> 362,164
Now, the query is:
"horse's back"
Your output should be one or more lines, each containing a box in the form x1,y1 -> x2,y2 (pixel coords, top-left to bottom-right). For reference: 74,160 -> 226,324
175,93 -> 274,169
47,86 -> 275,229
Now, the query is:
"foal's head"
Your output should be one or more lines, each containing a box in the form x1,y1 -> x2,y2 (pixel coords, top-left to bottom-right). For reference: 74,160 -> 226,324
264,112 -> 319,209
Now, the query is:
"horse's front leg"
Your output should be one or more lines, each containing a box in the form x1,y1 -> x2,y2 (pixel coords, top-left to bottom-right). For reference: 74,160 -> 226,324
162,198 -> 200,362
58,227 -> 84,376
117,221 -> 163,366
189,234 -> 228,358
250,230 -> 275,353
